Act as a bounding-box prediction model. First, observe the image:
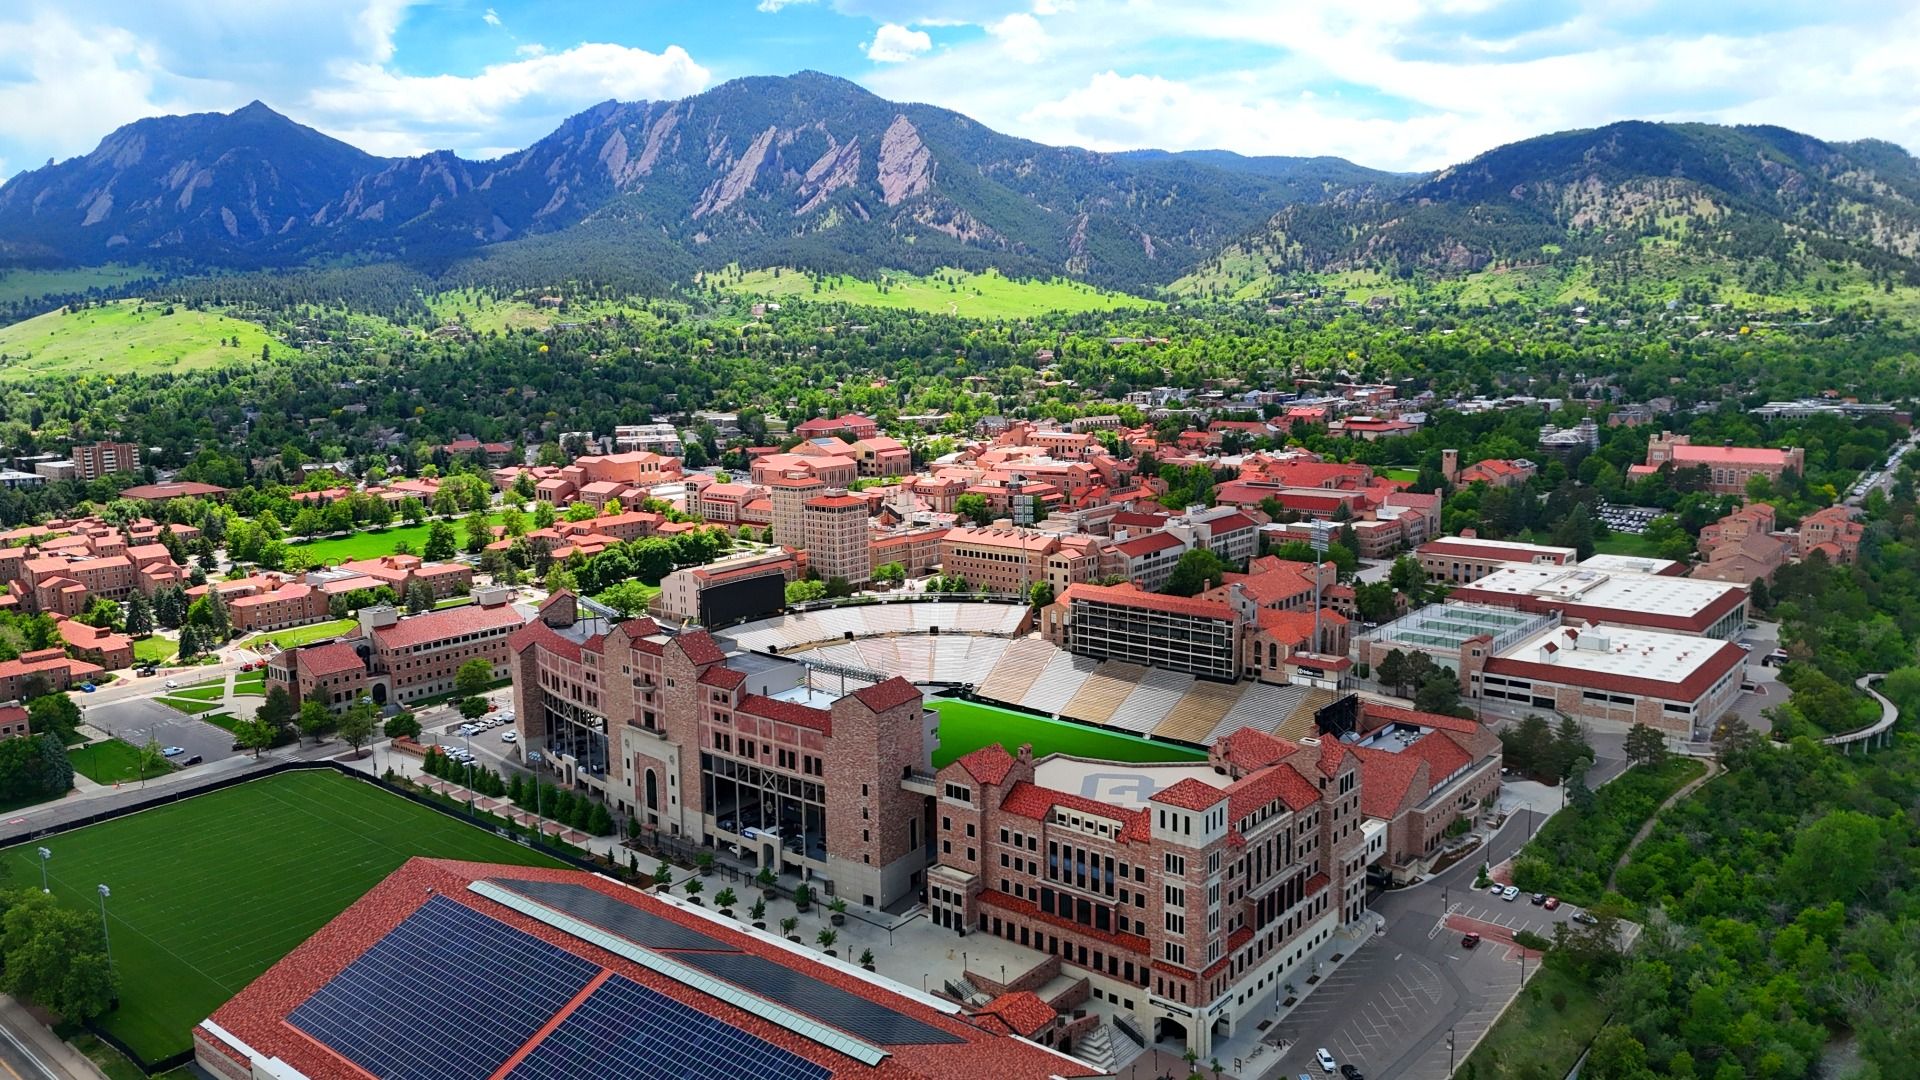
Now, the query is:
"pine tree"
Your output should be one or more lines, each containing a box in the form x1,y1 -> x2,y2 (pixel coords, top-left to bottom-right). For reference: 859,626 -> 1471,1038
124,593 -> 154,638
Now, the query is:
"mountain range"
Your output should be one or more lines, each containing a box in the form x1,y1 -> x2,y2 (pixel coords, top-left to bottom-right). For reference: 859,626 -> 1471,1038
2,72 -> 1917,296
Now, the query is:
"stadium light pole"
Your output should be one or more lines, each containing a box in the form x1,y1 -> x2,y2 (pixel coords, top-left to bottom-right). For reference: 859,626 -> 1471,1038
1310,521 -> 1331,660
36,847 -> 49,893
463,729 -> 474,812
97,884 -> 113,977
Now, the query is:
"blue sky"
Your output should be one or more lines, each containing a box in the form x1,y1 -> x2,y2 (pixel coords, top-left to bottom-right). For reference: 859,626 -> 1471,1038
0,0 -> 1914,179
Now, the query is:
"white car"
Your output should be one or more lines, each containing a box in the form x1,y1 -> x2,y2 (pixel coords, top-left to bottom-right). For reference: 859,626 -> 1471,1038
501,731 -> 518,743
161,746 -> 185,757
164,679 -> 178,689
1502,885 -> 1520,902
1316,1049 -> 1337,1073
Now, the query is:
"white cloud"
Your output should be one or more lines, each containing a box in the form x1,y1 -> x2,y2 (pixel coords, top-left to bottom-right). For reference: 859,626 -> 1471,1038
514,43 -> 547,57
482,7 -> 501,26
306,43 -> 711,150
866,23 -> 933,63
987,13 -> 1049,62
758,0 -> 816,10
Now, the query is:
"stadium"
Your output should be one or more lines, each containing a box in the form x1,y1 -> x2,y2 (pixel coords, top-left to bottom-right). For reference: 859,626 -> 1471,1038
714,598 -> 1344,750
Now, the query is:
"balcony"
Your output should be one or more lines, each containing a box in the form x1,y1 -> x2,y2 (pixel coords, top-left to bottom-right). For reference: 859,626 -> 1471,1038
901,768 -> 939,797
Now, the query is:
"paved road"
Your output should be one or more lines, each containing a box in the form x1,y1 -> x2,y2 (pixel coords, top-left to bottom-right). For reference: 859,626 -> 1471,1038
1261,814 -> 1568,1080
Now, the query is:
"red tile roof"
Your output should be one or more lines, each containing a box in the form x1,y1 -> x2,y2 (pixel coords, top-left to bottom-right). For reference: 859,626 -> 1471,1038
698,666 -> 747,689
299,641 -> 366,678
1150,777 -> 1228,810
955,744 -> 1016,786
1113,531 -> 1185,558
1001,781 -> 1150,843
201,859 -> 1095,1080
1060,582 -> 1235,622
1215,727 -> 1298,770
374,602 -> 526,650
1667,444 -> 1797,466
850,677 -> 920,713
977,992 -> 1056,1038
675,629 -> 727,666
739,694 -> 832,734
1361,701 -> 1482,736
1226,762 -> 1320,823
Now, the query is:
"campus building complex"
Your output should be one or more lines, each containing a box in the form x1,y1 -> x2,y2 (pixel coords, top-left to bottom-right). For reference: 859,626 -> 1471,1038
267,588 -> 528,709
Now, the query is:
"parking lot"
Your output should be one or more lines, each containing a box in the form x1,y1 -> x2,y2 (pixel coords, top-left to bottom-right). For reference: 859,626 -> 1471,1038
80,697 -> 239,768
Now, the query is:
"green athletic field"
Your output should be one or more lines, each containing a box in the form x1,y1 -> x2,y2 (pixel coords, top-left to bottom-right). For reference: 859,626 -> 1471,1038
928,698 -> 1208,769
2,770 -> 561,1063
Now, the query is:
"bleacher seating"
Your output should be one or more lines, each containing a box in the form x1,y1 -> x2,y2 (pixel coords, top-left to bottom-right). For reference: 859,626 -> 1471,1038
1021,653 -> 1099,716
1106,667 -> 1194,734
1151,680 -> 1244,744
1061,662 -> 1149,727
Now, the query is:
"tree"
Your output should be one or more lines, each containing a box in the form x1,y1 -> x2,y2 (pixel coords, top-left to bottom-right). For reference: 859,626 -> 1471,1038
1414,673 -> 1468,717
175,623 -> 203,661
1352,580 -> 1397,624
459,696 -> 490,722
298,700 -> 332,743
1551,716 -> 1595,783
463,512 -> 491,554
1623,723 -> 1668,768
338,703 -> 377,757
785,579 -> 827,605
257,685 -> 296,735
597,580 -> 657,618
815,928 -> 837,953
135,739 -> 166,788
0,889 -> 117,1021
1501,714 -> 1556,777
233,716 -> 277,757
1163,548 -> 1233,597
955,493 -> 992,527
1027,581 -> 1054,609
25,695 -> 80,744
455,658 -> 495,697
873,562 -> 907,585
423,520 -> 457,561
1376,648 -> 1410,696
404,580 -> 434,614
1388,555 -> 1427,597
585,801 -> 615,836
78,597 -> 121,631
384,711 -> 421,741
123,592 -> 154,638
0,735 -> 72,804
652,861 -> 674,889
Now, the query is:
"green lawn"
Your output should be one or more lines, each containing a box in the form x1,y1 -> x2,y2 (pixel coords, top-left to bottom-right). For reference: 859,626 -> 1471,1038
132,636 -> 176,664
1378,467 -> 1419,483
234,671 -> 266,696
718,266 -> 1156,318
247,617 -> 359,651
200,712 -> 239,733
1461,965 -> 1607,1079
927,698 -> 1210,769
70,739 -> 172,784
1592,532 -> 1670,559
168,683 -> 227,702
0,299 -> 289,382
284,513 -> 502,564
156,696 -> 220,715
2,770 -> 562,1063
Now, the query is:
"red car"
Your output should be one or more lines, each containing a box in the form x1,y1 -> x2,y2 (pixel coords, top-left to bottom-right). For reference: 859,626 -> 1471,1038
1461,933 -> 1481,949
1543,897 -> 1561,911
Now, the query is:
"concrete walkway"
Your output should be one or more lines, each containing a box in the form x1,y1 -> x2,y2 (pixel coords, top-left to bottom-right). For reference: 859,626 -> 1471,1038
1823,674 -> 1899,751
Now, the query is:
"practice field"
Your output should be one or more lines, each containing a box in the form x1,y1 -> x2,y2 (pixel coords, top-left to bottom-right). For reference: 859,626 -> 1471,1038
928,698 -> 1209,769
3,770 -> 562,1063
717,266 -> 1156,319
247,617 -> 358,651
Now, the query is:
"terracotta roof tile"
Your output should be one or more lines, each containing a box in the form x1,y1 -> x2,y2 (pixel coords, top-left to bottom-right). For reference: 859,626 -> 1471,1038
739,693 -> 832,734
955,744 -> 1016,786
849,677 -> 920,713
1149,777 -> 1228,810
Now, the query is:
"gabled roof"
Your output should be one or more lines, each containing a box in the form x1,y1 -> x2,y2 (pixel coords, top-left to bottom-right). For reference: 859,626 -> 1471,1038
1149,777 -> 1228,810
739,694 -> 832,734
955,744 -> 1016,786
850,677 -> 920,713
675,629 -> 727,666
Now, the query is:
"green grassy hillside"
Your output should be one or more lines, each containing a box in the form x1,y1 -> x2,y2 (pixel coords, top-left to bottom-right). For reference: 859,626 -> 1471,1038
714,266 -> 1156,319
0,299 -> 289,381
0,264 -> 153,307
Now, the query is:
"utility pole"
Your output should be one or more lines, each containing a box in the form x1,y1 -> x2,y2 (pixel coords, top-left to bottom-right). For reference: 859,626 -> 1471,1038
36,847 -> 49,893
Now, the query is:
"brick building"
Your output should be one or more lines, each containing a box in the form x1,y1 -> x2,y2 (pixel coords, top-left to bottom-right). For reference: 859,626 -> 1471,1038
1629,433 -> 1805,495
1415,536 -> 1578,585
0,648 -> 102,700
69,441 -> 140,482
925,724 -> 1367,1059
803,493 -> 872,585
268,589 -> 526,709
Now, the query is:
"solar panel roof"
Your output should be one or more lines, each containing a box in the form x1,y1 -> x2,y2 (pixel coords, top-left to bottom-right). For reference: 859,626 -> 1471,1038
507,974 -> 832,1080
675,951 -> 968,1046
488,876 -> 965,1046
288,896 -> 598,1080
492,877 -> 740,952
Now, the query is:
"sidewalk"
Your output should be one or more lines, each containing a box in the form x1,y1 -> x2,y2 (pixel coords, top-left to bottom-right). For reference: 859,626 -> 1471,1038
0,995 -> 106,1080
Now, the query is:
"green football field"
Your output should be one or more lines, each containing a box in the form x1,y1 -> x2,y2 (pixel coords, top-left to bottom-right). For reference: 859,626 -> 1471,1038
2,770 -> 561,1063
927,698 -> 1209,769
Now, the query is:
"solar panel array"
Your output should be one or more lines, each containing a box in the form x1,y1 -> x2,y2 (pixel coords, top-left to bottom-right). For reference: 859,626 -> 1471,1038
508,973 -> 832,1080
489,877 -> 964,1046
675,952 -> 968,1046
288,896 -> 599,1080
496,878 -> 741,952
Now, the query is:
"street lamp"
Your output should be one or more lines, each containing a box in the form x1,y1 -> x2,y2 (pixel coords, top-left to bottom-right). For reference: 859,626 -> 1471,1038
36,847 -> 50,893
1447,1028 -> 1456,1075
463,729 -> 474,812
97,884 -> 113,977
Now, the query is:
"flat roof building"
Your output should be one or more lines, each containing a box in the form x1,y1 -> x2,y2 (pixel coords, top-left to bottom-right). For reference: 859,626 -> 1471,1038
1448,562 -> 1748,639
